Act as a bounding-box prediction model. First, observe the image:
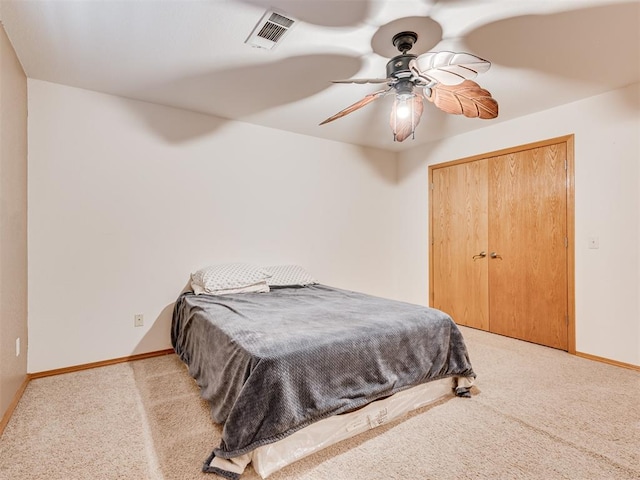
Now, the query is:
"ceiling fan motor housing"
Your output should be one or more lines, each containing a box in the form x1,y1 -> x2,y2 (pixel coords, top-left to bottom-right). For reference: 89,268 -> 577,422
386,54 -> 417,80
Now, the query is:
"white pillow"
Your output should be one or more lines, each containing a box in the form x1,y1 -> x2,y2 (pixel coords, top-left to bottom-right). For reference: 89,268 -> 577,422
191,263 -> 271,294
264,265 -> 317,287
191,281 -> 269,296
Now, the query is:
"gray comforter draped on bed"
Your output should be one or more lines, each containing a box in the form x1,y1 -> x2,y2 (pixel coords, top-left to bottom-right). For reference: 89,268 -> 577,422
171,284 -> 475,460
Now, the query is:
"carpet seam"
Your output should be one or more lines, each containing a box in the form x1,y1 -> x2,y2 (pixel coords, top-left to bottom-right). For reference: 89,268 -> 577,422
128,363 -> 165,480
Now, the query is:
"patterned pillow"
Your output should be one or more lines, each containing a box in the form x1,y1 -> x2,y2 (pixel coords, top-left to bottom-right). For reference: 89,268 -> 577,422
264,265 -> 317,287
191,263 -> 271,294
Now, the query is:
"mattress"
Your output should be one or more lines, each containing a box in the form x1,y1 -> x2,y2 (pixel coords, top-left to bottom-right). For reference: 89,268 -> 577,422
172,284 -> 476,478
207,377 -> 473,478
252,376 -> 466,478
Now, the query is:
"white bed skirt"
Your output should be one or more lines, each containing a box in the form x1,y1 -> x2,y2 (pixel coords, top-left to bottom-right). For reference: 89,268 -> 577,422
208,376 -> 473,478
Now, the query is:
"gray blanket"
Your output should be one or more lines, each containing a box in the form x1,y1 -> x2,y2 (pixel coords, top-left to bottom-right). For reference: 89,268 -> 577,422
171,284 -> 475,460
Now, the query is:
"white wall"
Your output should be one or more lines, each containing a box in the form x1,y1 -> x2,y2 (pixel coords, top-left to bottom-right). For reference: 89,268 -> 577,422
27,80 -> 398,372
397,82 -> 640,366
27,79 -> 640,371
0,22 -> 28,418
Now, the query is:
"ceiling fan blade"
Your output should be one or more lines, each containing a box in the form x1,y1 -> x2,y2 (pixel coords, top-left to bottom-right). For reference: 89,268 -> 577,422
319,89 -> 389,125
410,51 -> 491,85
332,78 -> 392,85
425,80 -> 498,119
389,95 -> 424,142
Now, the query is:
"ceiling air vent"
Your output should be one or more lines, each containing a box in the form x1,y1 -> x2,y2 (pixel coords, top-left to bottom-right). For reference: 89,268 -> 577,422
246,9 -> 296,50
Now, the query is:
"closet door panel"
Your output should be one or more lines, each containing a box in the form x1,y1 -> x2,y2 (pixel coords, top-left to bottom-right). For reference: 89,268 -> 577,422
432,160 -> 489,329
488,144 -> 568,349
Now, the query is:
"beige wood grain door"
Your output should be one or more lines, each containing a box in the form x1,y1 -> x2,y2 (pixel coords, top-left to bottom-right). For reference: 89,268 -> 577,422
432,160 -> 489,330
488,144 -> 568,349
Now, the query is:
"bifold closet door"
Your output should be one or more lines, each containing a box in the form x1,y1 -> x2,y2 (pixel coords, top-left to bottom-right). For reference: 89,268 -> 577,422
488,144 -> 568,350
432,160 -> 489,330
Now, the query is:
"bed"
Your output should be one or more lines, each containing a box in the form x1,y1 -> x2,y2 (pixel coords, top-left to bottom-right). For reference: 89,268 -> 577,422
172,275 -> 475,479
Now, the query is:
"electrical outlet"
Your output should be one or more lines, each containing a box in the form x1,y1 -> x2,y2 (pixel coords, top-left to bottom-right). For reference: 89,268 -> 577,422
16,337 -> 20,357
134,314 -> 144,327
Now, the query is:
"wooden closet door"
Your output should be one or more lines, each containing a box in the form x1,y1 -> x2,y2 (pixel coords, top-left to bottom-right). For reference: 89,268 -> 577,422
488,143 -> 568,349
432,160 -> 489,330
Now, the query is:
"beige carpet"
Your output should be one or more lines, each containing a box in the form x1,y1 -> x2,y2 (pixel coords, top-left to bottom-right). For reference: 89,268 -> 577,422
1,326 -> 638,480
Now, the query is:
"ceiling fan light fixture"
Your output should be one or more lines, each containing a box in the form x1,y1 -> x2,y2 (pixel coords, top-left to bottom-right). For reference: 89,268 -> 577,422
392,94 -> 421,142
320,26 -> 498,142
395,96 -> 413,119
394,79 -> 414,96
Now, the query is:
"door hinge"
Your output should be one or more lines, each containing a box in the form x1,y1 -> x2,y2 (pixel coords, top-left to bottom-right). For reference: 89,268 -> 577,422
565,237 -> 568,248
564,159 -> 567,171
430,182 -> 434,190
566,314 -> 569,325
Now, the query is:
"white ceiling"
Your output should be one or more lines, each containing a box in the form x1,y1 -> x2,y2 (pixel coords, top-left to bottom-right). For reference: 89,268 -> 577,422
1,0 -> 639,152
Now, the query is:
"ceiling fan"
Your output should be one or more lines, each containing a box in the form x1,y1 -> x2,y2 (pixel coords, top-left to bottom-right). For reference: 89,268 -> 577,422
320,31 -> 499,142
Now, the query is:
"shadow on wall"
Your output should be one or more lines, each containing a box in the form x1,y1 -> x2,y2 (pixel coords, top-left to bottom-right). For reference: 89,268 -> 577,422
119,99 -> 228,144
122,54 -> 362,143
133,303 -> 175,356
351,144 -> 398,184
133,281 -> 191,355
391,109 -> 509,183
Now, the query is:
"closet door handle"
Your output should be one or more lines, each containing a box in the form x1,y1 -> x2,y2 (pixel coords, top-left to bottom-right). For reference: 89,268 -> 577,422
490,252 -> 502,259
472,251 -> 486,260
